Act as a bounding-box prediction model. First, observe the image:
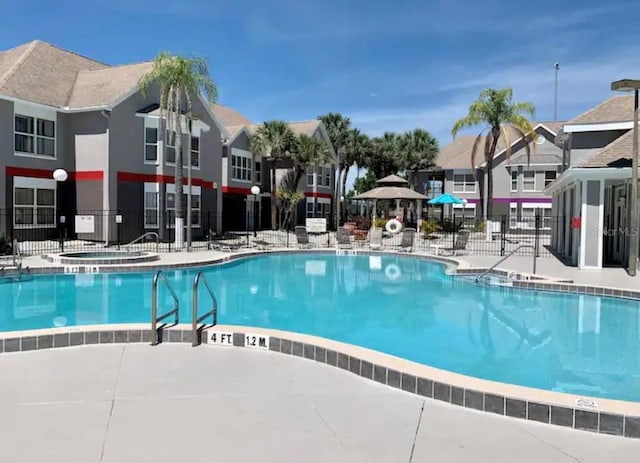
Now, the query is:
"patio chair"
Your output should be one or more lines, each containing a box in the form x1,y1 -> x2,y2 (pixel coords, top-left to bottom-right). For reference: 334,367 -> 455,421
398,228 -> 416,253
369,228 -> 383,250
441,230 -> 470,256
294,226 -> 313,248
336,227 -> 353,249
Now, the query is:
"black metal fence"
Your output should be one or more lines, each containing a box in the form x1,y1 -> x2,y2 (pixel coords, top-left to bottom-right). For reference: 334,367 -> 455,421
0,209 -> 555,257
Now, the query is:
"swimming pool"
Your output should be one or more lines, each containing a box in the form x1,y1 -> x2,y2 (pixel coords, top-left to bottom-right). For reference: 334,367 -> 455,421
2,252 -> 640,402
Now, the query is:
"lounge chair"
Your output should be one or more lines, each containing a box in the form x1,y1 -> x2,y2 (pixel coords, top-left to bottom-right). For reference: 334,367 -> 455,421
369,228 -> 383,250
294,226 -> 313,248
336,227 -> 353,249
398,228 -> 416,253
441,230 -> 470,256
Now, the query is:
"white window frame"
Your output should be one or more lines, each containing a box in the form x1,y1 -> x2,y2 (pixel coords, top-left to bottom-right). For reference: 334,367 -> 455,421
165,130 -> 177,165
13,177 -> 56,229
510,169 -> 518,192
166,184 -> 201,228
522,170 -> 537,192
230,148 -> 252,183
544,170 -> 557,188
13,102 -> 57,160
144,183 -> 159,229
144,118 -> 159,164
306,197 -> 315,217
323,166 -> 331,187
190,135 -> 200,170
254,159 -> 261,183
452,173 -> 475,193
509,202 -> 518,228
307,167 -> 315,187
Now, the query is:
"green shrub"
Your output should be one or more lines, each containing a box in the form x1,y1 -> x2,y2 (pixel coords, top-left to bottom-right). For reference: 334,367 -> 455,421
421,219 -> 441,235
474,219 -> 486,233
373,218 -> 388,228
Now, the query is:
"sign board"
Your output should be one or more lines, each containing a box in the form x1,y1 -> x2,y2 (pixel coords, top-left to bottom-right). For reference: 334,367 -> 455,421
306,218 -> 327,233
244,333 -> 270,350
209,331 -> 234,346
575,398 -> 598,409
60,215 -> 66,224
75,215 -> 95,234
571,217 -> 582,229
115,215 -> 123,224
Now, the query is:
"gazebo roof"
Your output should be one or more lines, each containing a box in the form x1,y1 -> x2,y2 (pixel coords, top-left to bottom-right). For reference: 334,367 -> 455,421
376,174 -> 409,186
353,186 -> 428,201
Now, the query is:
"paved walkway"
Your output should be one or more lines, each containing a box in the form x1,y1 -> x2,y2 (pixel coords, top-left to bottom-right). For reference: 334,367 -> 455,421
0,345 -> 637,463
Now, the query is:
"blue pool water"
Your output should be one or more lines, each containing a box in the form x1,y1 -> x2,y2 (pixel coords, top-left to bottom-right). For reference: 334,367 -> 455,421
2,253 -> 640,402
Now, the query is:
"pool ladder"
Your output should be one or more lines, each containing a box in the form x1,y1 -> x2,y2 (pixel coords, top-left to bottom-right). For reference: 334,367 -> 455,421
475,244 -> 536,283
150,270 -> 218,347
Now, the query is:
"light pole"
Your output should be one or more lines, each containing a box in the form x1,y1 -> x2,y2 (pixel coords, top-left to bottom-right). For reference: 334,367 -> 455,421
554,62 -> 560,121
251,185 -> 261,237
53,168 -> 68,251
611,79 -> 640,276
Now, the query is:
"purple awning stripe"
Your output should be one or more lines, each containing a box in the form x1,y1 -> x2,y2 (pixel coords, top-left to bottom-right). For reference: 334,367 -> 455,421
446,197 -> 552,204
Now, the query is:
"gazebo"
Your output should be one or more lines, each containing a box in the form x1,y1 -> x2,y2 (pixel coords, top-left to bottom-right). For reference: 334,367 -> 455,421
353,174 -> 428,230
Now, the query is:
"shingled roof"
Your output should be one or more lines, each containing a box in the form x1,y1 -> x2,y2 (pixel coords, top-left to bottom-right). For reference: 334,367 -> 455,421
567,95 -> 634,125
581,130 -> 634,168
210,103 -> 253,128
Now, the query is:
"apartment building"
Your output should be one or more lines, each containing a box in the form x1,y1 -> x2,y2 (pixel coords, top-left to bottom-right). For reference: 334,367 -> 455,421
210,104 -> 337,231
423,122 -> 563,230
0,40 -> 226,244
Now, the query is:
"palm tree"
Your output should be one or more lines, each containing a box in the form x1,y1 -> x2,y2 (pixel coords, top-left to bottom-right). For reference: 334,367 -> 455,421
290,134 -> 332,190
370,132 -> 402,179
400,129 -> 439,190
250,120 -> 295,229
139,52 -> 217,250
318,113 -> 351,221
342,129 -> 369,198
452,88 -> 535,219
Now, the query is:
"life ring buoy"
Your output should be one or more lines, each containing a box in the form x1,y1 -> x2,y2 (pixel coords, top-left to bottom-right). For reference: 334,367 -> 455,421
385,219 -> 402,234
385,264 -> 401,281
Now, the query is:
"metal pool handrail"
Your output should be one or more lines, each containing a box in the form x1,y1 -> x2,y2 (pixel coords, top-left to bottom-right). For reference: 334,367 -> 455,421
475,244 -> 536,283
127,231 -> 159,252
192,271 -> 218,347
150,270 -> 180,345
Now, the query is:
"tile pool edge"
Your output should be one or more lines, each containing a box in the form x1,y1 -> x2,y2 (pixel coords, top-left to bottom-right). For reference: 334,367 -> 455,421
0,322 -> 638,439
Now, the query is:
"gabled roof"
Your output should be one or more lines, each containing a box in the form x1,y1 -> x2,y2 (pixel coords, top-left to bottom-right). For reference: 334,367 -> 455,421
67,61 -> 153,108
580,130 -> 633,168
287,120 -> 322,136
210,103 -> 252,127
0,40 -> 107,107
438,122 -> 562,170
567,95 -> 634,125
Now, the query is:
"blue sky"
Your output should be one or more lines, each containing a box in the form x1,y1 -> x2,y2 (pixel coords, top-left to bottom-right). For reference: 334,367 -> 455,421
2,0 -> 640,189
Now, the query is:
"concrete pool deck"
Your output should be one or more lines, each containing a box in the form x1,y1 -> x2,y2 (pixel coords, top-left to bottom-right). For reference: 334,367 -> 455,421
1,344 -> 638,463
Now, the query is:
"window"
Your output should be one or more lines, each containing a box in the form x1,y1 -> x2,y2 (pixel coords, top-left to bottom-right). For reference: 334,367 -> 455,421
307,167 -> 315,186
255,161 -> 261,183
15,114 -> 55,157
190,136 -> 200,168
452,174 -> 475,193
544,170 -> 556,188
144,183 -> 159,228
166,185 -> 200,228
509,203 -> 518,228
166,131 -> 176,164
13,178 -> 56,228
145,127 -> 158,163
306,198 -> 315,217
231,154 -> 252,181
323,166 -> 331,187
511,169 -> 518,192
520,206 -> 536,228
452,203 -> 476,228
522,170 -> 536,192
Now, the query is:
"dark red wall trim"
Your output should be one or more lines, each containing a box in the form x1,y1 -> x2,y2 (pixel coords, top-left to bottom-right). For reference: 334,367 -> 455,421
222,186 -> 252,195
116,171 -> 214,189
5,166 -> 103,181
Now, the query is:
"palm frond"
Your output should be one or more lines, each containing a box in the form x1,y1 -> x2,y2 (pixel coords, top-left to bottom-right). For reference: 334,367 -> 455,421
470,133 -> 484,170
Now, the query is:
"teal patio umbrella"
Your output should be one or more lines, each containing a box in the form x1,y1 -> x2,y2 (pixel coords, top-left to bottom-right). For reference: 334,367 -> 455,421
428,193 -> 465,205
